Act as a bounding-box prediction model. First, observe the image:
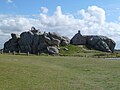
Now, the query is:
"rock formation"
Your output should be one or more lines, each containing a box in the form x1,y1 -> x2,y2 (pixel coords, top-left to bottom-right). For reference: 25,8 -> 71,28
70,31 -> 116,52
4,33 -> 20,52
3,28 -> 116,54
85,36 -> 116,53
3,27 -> 70,54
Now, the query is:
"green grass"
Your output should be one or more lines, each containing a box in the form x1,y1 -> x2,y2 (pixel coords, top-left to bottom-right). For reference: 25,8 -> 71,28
59,45 -> 84,55
59,45 -> 95,57
59,45 -> 120,58
0,54 -> 120,90
59,45 -> 110,57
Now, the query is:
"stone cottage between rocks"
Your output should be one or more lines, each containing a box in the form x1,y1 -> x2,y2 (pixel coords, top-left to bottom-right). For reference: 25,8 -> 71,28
70,30 -> 86,45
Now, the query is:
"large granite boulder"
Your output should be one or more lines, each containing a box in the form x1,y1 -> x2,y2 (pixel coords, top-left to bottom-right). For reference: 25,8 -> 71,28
4,33 -> 19,52
85,36 -> 116,52
18,31 -> 34,53
44,32 -> 70,46
3,27 -> 70,54
60,36 -> 70,46
47,46 -> 59,54
47,32 -> 62,40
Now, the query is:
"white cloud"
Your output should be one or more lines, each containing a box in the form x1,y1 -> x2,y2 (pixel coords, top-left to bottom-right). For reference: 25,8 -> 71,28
6,0 -> 13,3
79,6 -> 105,25
40,7 -> 48,14
0,6 -> 120,49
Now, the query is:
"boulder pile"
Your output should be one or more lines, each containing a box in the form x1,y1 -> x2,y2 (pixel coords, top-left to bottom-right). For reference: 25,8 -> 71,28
3,27 -> 70,54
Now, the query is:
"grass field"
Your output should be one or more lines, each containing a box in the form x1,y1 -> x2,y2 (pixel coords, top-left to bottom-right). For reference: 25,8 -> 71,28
0,54 -> 120,90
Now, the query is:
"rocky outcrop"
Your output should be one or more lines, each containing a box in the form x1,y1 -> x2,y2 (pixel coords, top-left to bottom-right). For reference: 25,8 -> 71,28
4,28 -> 116,54
3,27 -> 70,54
70,31 -> 116,53
85,36 -> 116,53
4,33 -> 19,52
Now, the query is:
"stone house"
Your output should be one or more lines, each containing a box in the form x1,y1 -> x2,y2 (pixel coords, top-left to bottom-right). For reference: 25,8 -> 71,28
70,30 -> 86,45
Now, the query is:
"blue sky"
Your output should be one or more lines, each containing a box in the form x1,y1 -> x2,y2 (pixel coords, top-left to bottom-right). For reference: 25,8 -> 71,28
1,0 -> 120,49
1,0 -> 120,21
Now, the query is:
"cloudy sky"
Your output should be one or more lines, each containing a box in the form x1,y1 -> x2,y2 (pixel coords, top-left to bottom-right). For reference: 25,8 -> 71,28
1,0 -> 120,49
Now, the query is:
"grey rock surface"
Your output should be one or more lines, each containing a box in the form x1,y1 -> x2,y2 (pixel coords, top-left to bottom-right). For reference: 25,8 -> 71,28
60,36 -> 70,46
4,33 -> 19,52
85,36 -> 116,52
47,46 -> 59,54
4,39 -> 19,52
3,27 -> 70,54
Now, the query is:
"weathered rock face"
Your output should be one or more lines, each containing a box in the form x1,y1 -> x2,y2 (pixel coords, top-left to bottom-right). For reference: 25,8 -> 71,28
3,27 -> 70,54
47,46 -> 59,54
85,36 -> 116,52
61,36 -> 70,46
4,33 -> 19,52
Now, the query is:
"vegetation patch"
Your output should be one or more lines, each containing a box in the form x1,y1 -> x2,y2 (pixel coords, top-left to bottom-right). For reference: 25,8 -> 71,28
60,45 -> 86,55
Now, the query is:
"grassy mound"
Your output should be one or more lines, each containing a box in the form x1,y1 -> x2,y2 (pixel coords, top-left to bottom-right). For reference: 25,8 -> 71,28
59,45 -> 84,55
59,45 -> 120,58
59,45 -> 105,57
